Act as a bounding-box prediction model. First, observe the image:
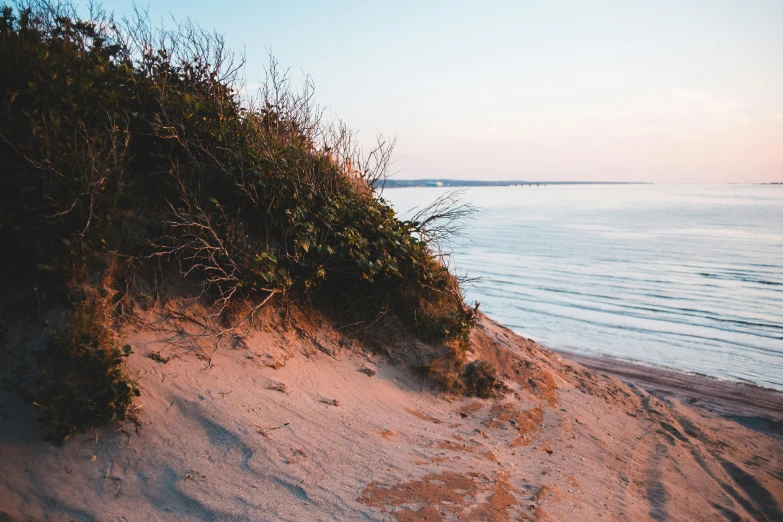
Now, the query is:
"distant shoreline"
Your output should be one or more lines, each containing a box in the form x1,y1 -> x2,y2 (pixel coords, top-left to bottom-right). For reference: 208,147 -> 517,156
384,180 -> 783,188
384,179 -> 652,188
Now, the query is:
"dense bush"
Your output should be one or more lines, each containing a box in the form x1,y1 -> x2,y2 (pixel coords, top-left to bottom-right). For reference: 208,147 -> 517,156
36,300 -> 139,443
0,2 -> 483,437
0,3 -> 470,337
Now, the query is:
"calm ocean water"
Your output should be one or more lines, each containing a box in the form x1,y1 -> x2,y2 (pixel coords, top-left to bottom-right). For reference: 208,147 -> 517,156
384,184 -> 783,391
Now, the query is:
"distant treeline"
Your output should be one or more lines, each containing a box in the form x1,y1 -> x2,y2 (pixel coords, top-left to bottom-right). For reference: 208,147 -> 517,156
384,179 -> 652,188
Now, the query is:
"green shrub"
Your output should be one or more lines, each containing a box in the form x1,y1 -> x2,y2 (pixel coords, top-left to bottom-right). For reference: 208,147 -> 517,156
0,3 -> 471,340
35,301 -> 139,443
0,2 -> 478,426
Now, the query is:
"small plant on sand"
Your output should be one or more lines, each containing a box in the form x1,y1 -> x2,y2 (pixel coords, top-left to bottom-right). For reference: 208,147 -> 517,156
35,300 -> 139,443
463,360 -> 509,399
427,348 -> 470,394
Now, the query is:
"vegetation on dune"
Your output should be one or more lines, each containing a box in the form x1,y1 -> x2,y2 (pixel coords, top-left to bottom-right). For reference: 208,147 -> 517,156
463,361 -> 509,399
0,2 -> 501,440
34,300 -> 139,442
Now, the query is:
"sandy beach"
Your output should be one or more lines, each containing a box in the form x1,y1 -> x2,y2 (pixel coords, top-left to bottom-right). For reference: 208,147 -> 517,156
2,3 -> 780,520
555,350 -> 783,442
2,306 -> 781,521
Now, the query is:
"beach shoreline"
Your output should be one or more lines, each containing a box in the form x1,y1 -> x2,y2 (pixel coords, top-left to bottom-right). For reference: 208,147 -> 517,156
554,348 -> 783,440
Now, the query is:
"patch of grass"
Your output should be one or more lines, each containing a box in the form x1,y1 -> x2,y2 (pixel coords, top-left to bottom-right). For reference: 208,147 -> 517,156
35,300 -> 139,443
464,360 -> 509,399
427,347 -> 468,395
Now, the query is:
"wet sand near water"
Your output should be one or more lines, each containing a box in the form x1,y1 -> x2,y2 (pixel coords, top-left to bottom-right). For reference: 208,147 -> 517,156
557,349 -> 783,441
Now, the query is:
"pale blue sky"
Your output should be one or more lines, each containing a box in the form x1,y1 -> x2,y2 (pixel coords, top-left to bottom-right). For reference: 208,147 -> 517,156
98,1 -> 783,183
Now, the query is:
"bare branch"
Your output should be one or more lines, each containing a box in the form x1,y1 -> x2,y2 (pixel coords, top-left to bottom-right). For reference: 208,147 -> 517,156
409,189 -> 478,254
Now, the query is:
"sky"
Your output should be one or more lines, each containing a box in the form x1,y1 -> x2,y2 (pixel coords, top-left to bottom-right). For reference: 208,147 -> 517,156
97,1 -> 783,183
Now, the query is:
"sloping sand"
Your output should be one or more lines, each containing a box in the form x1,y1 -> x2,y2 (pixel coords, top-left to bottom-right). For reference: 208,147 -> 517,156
1,307 -> 781,521
556,350 -> 783,442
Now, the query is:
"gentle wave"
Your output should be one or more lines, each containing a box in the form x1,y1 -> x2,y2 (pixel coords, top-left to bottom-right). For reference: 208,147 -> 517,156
386,184 -> 783,391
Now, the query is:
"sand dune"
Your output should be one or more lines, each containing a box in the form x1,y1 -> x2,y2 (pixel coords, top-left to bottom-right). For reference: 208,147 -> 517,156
1,307 -> 781,521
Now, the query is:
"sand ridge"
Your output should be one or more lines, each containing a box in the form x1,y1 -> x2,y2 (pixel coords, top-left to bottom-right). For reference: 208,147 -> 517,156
0,305 -> 781,521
